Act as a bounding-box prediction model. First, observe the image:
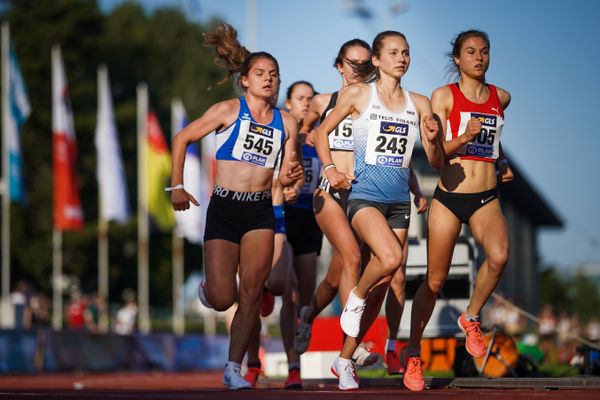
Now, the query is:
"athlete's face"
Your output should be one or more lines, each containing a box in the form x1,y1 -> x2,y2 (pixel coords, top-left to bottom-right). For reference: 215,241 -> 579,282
337,45 -> 371,85
241,57 -> 280,98
285,83 -> 315,120
373,35 -> 410,79
455,36 -> 490,79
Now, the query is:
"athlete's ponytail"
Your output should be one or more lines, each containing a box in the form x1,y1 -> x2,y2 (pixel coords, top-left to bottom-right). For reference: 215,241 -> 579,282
204,22 -> 279,91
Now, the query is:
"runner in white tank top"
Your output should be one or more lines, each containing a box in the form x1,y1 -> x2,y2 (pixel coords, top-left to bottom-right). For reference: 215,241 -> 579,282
312,31 -> 442,391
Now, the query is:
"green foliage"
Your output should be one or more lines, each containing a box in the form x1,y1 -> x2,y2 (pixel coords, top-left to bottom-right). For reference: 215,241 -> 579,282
540,266 -> 600,323
2,0 -> 234,306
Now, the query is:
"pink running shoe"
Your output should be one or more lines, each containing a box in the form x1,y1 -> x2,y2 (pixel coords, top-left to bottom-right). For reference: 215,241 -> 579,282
403,356 -> 424,391
244,366 -> 262,389
458,312 -> 487,358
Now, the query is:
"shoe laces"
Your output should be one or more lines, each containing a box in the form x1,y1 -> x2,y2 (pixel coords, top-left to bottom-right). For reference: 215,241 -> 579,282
343,363 -> 358,383
346,303 -> 365,314
464,319 -> 484,344
406,357 -> 422,374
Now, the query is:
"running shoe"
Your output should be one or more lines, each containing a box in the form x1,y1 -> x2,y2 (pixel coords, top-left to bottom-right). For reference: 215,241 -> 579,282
340,289 -> 365,338
384,350 -> 404,375
260,289 -> 275,317
223,362 -> 252,390
352,343 -> 379,367
244,366 -> 262,389
284,368 -> 302,389
197,279 -> 213,309
330,357 -> 359,390
403,356 -> 424,391
457,312 -> 487,358
294,306 -> 312,354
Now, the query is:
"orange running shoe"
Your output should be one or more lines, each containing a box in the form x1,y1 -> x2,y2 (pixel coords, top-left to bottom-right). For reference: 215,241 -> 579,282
284,368 -> 302,389
244,366 -> 262,389
458,312 -> 487,358
385,350 -> 404,375
403,356 -> 424,391
260,289 -> 275,317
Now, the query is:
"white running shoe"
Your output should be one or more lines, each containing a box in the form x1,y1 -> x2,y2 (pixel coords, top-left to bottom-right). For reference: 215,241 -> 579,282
330,357 -> 359,390
352,343 -> 380,367
223,362 -> 252,390
197,279 -> 213,309
294,306 -> 312,354
340,288 -> 366,338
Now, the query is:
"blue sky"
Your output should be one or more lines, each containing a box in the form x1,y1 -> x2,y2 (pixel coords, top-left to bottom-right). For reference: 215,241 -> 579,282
101,0 -> 600,270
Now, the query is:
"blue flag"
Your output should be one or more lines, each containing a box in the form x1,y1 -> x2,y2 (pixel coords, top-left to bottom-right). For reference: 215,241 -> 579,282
8,43 -> 31,203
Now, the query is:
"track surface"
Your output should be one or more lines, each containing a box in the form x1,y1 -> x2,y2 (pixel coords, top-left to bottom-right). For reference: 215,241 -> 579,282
0,372 -> 599,399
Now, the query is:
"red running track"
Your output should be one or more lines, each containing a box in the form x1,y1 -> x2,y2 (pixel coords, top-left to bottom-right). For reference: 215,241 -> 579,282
0,372 -> 599,400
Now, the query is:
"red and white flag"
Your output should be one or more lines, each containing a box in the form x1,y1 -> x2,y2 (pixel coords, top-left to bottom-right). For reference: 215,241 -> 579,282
52,45 -> 83,230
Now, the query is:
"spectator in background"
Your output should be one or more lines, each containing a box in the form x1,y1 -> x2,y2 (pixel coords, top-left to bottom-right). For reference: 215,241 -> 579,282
66,289 -> 87,330
29,292 -> 50,329
10,281 -> 30,329
504,298 -> 524,337
538,304 -> 556,337
538,304 -> 557,363
84,292 -> 107,333
114,289 -> 137,335
585,316 -> 600,342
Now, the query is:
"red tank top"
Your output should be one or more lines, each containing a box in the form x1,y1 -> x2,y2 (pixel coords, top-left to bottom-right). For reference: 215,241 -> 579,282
446,83 -> 504,162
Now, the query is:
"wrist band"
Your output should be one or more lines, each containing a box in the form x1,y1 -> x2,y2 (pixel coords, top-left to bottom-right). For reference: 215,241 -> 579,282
323,163 -> 336,172
496,159 -> 509,168
165,184 -> 184,192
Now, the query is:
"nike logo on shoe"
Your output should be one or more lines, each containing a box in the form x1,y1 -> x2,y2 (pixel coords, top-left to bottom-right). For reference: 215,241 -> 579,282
481,196 -> 495,204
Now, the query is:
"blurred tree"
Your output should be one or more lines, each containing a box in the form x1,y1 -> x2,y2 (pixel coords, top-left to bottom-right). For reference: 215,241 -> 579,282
1,0 -> 235,312
540,266 -> 600,324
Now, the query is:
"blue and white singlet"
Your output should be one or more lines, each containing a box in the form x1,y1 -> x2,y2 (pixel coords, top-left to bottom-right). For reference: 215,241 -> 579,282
215,96 -> 285,169
350,83 -> 419,203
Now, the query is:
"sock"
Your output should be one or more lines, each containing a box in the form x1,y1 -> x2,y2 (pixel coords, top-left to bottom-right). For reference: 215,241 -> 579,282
406,347 -> 420,358
288,362 -> 300,371
466,311 -> 480,322
350,287 -> 365,302
386,339 -> 397,352
338,357 -> 352,364
226,361 -> 242,370
247,360 -> 261,369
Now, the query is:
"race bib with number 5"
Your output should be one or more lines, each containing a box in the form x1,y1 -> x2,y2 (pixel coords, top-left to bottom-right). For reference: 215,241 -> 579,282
457,112 -> 504,159
232,119 -> 282,168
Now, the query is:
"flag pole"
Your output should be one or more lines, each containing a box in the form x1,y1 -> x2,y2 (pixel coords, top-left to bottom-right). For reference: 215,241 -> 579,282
171,98 -> 185,336
137,83 -> 150,334
97,65 -> 109,333
0,22 -> 12,328
51,45 -> 63,331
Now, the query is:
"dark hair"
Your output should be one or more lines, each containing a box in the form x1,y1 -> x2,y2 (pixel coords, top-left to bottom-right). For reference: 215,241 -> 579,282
286,81 -> 315,100
334,38 -> 371,68
446,29 -> 490,80
203,22 -> 279,91
349,31 -> 407,82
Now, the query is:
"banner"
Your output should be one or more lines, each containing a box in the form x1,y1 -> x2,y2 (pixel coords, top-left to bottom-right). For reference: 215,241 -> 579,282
171,99 -> 203,244
146,111 -> 174,231
7,43 -> 31,202
95,66 -> 129,222
52,45 -> 83,230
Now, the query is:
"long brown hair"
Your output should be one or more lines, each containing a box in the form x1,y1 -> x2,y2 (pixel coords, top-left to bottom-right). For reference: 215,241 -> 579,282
446,29 -> 490,81
203,22 -> 279,91
349,31 -> 407,83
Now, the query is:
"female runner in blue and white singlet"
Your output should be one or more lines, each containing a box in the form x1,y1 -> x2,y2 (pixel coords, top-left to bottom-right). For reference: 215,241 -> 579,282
313,31 -> 442,391
170,22 -> 302,390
